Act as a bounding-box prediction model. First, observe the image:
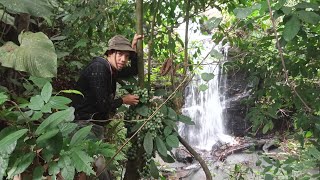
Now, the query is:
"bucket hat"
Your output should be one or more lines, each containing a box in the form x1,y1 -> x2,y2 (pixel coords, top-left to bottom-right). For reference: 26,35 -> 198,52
106,35 -> 135,52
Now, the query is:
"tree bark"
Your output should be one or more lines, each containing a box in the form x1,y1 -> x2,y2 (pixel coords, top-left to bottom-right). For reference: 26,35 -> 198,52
136,0 -> 144,88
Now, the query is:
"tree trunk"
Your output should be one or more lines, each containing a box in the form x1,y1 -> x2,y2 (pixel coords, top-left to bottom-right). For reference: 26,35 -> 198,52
136,0 -> 144,88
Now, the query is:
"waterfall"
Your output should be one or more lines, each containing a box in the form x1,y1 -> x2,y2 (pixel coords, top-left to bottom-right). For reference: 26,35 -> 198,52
179,39 -> 233,151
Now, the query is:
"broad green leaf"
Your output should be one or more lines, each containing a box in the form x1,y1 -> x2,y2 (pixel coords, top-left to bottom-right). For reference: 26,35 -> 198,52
0,128 -> 17,180
201,73 -> 214,82
48,161 -> 59,176
154,89 -> 167,96
35,107 -> 74,135
150,160 -> 159,179
155,137 -> 167,157
29,76 -> 51,88
265,174 -> 273,180
33,166 -> 44,180
0,32 -> 57,77
41,103 -> 52,113
205,17 -> 222,30
160,105 -> 168,116
305,131 -> 313,138
74,39 -> 88,48
295,11 -> 320,24
167,107 -> 177,120
70,125 -> 92,146
210,49 -> 223,59
48,96 -> 72,109
308,147 -> 320,160
166,135 -> 179,148
58,156 -> 75,180
70,149 -> 95,175
159,153 -> 175,163
199,84 -> 208,91
143,132 -> 154,155
262,124 -> 269,134
0,129 -> 28,148
41,82 -> 52,103
163,119 -> 178,130
178,115 -> 195,125
31,111 -> 44,120
283,15 -> 300,41
7,152 -> 35,179
0,0 -> 53,18
28,95 -> 44,110
274,0 -> 286,10
59,123 -> 78,137
295,2 -> 319,10
135,105 -> 149,117
233,7 -> 254,19
163,126 -> 173,137
0,9 -> 14,26
36,129 -> 59,144
61,90 -> 84,97
0,92 -> 8,105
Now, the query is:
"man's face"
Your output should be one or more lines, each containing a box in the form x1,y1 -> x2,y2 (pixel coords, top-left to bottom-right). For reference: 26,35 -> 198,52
110,51 -> 130,70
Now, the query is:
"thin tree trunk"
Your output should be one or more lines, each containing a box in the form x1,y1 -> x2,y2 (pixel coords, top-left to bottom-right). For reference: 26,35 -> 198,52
183,0 -> 190,76
136,0 -> 144,88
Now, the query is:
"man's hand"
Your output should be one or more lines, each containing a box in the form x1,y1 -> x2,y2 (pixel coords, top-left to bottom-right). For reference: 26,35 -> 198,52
132,34 -> 144,51
122,94 -> 139,105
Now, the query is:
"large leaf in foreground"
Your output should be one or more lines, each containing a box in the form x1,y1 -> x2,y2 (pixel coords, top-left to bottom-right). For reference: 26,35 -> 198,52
0,32 -> 57,78
70,149 -> 95,175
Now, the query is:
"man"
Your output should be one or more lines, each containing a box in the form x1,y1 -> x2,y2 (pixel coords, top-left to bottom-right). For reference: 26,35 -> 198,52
73,34 -> 142,125
72,34 -> 142,180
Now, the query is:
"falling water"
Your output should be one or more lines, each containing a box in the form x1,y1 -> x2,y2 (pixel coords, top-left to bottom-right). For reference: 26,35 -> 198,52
179,39 -> 234,151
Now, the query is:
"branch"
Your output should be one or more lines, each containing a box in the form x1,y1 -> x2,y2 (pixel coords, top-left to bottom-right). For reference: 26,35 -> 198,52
178,135 -> 212,180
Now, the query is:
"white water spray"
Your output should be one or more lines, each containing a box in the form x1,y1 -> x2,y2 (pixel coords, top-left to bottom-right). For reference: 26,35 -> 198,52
179,39 -> 234,151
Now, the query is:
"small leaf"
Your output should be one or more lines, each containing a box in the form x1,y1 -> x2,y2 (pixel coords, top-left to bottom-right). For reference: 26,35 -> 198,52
163,126 -> 173,137
0,129 -> 28,148
48,96 -> 72,110
143,132 -> 154,155
305,131 -> 313,138
70,125 -> 92,146
178,115 -> 195,125
163,119 -> 178,130
283,15 -> 300,41
70,149 -> 94,175
59,123 -> 78,137
262,124 -> 269,134
155,137 -> 167,157
33,166 -> 44,180
201,73 -> 215,82
61,90 -> 84,97
50,36 -> 67,41
0,92 -> 8,105
150,160 -> 159,179
58,156 -> 75,180
7,152 -> 35,179
167,107 -> 177,120
36,129 -> 59,144
41,82 -> 52,103
31,111 -> 44,120
198,84 -> 208,91
233,7 -> 254,19
135,105 -> 149,117
210,49 -> 223,59
28,95 -> 44,110
166,135 -> 179,148
295,10 -> 320,24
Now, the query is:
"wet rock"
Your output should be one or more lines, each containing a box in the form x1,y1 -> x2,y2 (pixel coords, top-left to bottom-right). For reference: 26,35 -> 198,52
174,147 -> 195,164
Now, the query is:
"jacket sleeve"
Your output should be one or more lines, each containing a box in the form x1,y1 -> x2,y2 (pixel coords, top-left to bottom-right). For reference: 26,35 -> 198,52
87,62 -> 123,114
118,53 -> 138,78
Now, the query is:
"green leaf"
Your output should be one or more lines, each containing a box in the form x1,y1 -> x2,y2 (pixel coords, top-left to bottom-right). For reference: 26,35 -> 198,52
70,149 -> 95,175
0,32 -> 57,78
305,131 -> 313,138
41,82 -> 52,103
198,84 -> 208,91
163,126 -> 173,137
29,76 -> 51,88
58,156 -> 75,180
210,49 -> 223,59
60,90 -> 84,97
0,9 -> 14,26
135,105 -> 149,117
7,152 -> 35,179
167,107 -> 177,120
70,125 -> 92,146
48,96 -> 72,110
178,115 -> 195,125
295,11 -> 320,24
28,95 -> 44,110
234,7 -> 254,19
201,73 -> 215,82
0,128 -> 17,180
143,132 -> 154,155
283,15 -> 300,41
155,137 -> 167,157
262,124 -> 269,134
41,103 -> 52,113
48,161 -> 59,176
265,174 -> 273,180
295,2 -> 319,10
35,107 -> 74,135
163,119 -> 178,130
0,129 -> 28,148
36,129 -> 59,144
0,0 -> 53,18
33,166 -> 44,180
154,89 -> 167,96
150,160 -> 159,179
0,92 -> 8,105
166,135 -> 179,148
59,123 -> 78,137
205,17 -> 222,30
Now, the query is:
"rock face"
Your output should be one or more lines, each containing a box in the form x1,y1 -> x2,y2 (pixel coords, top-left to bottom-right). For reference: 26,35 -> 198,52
222,69 -> 250,136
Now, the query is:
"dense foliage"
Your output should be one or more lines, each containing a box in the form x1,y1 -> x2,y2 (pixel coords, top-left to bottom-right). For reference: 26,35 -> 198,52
0,0 -> 320,179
